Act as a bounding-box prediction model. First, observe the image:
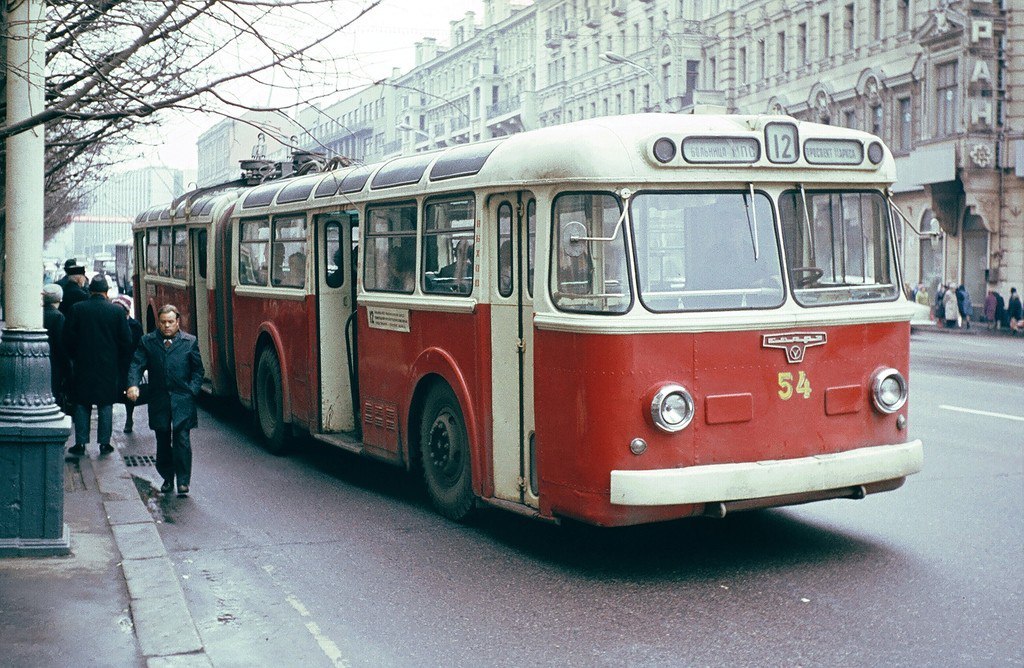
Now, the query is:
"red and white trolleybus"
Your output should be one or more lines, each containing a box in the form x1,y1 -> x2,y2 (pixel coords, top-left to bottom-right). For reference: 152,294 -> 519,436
133,114 -> 923,527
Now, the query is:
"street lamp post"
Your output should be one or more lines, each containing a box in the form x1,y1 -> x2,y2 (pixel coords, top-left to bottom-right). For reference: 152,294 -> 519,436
1,0 -> 73,557
396,123 -> 430,141
600,51 -> 670,113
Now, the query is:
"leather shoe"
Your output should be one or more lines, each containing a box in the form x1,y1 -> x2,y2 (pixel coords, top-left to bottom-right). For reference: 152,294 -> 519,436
160,480 -> 174,494
68,444 -> 86,456
99,443 -> 114,455
177,484 -> 189,496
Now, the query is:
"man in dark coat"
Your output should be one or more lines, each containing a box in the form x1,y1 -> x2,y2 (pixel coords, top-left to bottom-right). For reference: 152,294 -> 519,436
57,260 -> 89,321
127,304 -> 204,496
112,295 -> 144,433
64,275 -> 131,456
42,284 -> 70,409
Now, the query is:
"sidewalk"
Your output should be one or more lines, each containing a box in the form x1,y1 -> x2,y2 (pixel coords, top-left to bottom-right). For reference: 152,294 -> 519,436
912,320 -> 1023,339
0,404 -> 209,668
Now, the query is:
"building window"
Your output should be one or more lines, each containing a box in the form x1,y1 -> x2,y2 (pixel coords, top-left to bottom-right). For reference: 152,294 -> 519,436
935,61 -> 958,137
738,46 -> 747,83
844,4 -> 855,50
798,23 -> 808,65
757,39 -> 766,80
898,97 -> 912,151
898,0 -> 910,32
707,57 -> 717,88
871,104 -> 883,135
844,109 -> 857,129
872,0 -> 883,40
777,31 -> 786,71
821,14 -> 831,58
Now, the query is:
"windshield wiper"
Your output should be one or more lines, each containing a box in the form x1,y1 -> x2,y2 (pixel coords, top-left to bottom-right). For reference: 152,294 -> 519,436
743,183 -> 760,261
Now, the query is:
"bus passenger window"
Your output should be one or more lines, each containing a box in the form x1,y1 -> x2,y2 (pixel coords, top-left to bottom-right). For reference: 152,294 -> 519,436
172,227 -> 187,280
422,197 -> 474,296
324,221 -> 344,288
271,215 -> 307,288
526,200 -> 536,298
497,202 -> 513,297
365,204 -> 416,294
158,227 -> 171,277
239,219 -> 270,286
146,230 -> 159,275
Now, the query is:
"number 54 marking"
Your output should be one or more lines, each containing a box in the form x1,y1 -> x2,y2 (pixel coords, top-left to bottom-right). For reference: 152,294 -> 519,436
778,371 -> 812,400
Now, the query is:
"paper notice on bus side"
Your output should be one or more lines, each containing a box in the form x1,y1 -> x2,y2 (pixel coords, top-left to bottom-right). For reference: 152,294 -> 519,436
367,306 -> 410,333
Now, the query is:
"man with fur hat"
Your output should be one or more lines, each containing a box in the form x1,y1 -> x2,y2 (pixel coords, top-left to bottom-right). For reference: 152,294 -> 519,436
42,283 -> 70,408
64,275 -> 131,456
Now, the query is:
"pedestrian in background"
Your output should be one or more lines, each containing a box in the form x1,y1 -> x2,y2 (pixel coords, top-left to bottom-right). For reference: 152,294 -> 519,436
956,284 -> 973,330
943,283 -> 959,328
113,295 -> 144,433
41,284 -> 70,409
127,304 -> 204,496
1009,287 -> 1023,334
915,284 -> 930,306
64,275 -> 131,456
58,259 -> 89,321
934,283 -> 946,326
984,287 -> 998,330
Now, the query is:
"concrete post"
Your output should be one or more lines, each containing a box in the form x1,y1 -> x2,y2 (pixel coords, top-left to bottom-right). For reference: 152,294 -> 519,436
1,0 -> 73,557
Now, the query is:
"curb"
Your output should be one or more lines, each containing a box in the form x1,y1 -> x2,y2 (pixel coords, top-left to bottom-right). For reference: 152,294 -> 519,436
90,441 -> 210,667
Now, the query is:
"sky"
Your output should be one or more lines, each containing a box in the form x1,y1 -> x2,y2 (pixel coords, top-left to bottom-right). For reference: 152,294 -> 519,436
149,0 -> 487,172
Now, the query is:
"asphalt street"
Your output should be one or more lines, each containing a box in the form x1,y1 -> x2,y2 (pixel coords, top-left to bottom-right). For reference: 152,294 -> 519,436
116,327 -> 1023,667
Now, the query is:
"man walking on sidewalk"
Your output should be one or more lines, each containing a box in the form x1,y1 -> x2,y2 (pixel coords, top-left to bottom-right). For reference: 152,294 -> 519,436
65,275 -> 131,456
126,304 -> 204,496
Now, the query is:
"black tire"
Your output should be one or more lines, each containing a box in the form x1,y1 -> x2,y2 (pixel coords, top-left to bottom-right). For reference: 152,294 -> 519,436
419,383 -> 474,521
255,347 -> 289,455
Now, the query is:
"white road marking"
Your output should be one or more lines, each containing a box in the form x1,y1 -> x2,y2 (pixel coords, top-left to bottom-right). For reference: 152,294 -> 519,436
939,405 -> 1024,422
262,565 -> 349,668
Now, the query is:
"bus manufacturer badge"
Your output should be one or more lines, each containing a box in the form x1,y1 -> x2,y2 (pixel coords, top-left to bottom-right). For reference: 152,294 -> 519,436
762,332 -> 827,363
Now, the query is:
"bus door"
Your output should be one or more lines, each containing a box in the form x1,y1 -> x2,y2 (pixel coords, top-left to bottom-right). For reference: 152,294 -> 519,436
490,193 -> 539,509
190,228 -> 212,383
315,211 -> 360,434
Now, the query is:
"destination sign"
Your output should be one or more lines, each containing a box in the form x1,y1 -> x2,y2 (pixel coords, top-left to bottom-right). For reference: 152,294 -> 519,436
681,136 -> 760,164
803,139 -> 864,165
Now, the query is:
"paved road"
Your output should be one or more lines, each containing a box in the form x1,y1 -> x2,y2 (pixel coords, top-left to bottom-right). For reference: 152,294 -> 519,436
126,329 -> 1024,667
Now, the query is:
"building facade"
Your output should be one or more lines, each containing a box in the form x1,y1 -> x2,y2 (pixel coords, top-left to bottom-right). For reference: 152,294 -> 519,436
196,0 -> 1021,305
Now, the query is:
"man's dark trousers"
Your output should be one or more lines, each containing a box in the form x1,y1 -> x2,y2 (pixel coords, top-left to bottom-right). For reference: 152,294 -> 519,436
155,427 -> 191,487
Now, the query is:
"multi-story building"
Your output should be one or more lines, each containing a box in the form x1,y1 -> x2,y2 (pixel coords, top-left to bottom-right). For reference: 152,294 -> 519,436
45,166 -> 188,260
195,0 -> 1021,305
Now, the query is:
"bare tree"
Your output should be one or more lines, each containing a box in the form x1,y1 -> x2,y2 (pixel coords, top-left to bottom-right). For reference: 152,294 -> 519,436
1,0 -> 383,243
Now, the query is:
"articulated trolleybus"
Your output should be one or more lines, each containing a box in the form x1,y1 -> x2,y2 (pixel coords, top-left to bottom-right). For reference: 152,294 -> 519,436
134,114 -> 922,527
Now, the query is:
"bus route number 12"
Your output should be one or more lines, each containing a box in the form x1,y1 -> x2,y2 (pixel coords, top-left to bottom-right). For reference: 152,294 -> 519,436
777,371 -> 811,400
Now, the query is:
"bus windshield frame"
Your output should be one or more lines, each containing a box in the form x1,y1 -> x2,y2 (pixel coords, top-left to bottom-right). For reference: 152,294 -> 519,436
778,188 -> 900,306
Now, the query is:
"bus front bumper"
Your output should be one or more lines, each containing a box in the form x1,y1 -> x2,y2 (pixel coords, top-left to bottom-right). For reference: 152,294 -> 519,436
610,440 -> 923,506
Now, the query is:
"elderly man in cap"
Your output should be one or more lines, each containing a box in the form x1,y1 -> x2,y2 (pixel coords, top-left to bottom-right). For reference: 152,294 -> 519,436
57,258 -> 89,321
64,274 -> 131,456
41,283 -> 70,408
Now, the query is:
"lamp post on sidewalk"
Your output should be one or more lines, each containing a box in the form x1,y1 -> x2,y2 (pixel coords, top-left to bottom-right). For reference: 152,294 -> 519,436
600,51 -> 672,113
1,0 -> 73,557
396,122 -> 430,142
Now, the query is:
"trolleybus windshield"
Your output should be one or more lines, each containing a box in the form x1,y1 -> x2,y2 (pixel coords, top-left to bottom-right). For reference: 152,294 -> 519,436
631,191 -> 784,312
778,189 -> 899,305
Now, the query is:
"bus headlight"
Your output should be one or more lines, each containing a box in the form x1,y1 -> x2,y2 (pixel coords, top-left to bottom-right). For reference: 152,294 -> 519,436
650,384 -> 695,433
872,368 -> 907,414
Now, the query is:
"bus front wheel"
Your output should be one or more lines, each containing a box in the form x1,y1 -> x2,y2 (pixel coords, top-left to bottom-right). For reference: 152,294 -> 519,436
419,384 -> 474,521
255,348 -> 289,455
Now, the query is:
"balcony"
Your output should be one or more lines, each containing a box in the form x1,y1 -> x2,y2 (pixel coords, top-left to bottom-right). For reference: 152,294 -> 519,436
487,95 -> 521,120
583,11 -> 600,28
609,2 -> 626,17
544,27 -> 562,49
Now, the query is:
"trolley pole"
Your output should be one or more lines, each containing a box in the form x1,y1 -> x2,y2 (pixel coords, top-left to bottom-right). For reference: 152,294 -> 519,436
0,0 -> 72,557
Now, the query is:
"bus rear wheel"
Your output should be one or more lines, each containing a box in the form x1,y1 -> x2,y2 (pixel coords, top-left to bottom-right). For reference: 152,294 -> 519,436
255,347 -> 289,455
419,384 -> 474,521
